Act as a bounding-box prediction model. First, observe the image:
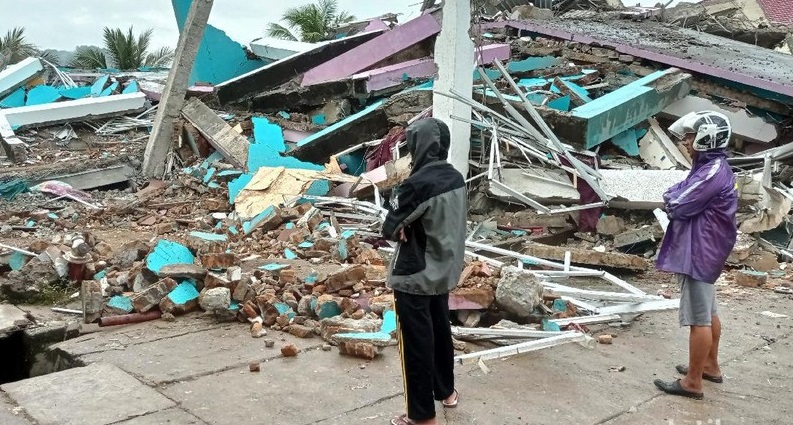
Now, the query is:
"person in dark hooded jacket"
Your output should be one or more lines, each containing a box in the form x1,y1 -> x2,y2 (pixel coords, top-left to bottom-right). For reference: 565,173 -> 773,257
653,111 -> 737,400
382,118 -> 467,425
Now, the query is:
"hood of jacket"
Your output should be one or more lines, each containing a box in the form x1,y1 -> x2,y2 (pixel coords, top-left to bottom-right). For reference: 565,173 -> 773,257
406,118 -> 451,175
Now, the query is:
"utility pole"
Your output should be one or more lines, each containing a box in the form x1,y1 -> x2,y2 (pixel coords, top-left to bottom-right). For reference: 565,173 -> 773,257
432,1 -> 474,177
142,0 -> 214,177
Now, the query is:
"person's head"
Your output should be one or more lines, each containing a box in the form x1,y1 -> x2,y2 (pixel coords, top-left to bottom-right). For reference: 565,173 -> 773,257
405,118 -> 451,173
668,111 -> 732,159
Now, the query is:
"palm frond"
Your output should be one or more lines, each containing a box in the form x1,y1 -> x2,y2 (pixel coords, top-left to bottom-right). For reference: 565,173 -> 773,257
266,23 -> 299,41
69,47 -> 108,69
0,27 -> 39,65
144,46 -> 174,68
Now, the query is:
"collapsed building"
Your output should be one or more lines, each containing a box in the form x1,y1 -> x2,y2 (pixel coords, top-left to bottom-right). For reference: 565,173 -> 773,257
2,1 -> 793,364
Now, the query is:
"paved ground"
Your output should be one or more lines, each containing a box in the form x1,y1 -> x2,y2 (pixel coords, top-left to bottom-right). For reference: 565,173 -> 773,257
1,281 -> 792,425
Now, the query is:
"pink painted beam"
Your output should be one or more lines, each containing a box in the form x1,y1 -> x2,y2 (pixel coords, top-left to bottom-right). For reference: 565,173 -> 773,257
476,43 -> 510,65
301,14 -> 441,87
353,58 -> 438,93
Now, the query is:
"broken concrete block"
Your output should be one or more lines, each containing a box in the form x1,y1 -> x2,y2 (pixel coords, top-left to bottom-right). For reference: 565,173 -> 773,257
598,334 -> 614,344
735,270 -> 768,288
522,242 -> 648,271
251,322 -> 266,338
199,287 -> 231,312
325,264 -> 367,293
1,255 -> 60,299
368,294 -> 395,316
614,225 -> 664,250
82,280 -> 104,324
181,98 -> 249,169
288,324 -> 315,338
111,241 -> 151,269
319,316 -> 382,342
249,362 -> 260,372
449,287 -> 496,310
204,272 -> 231,289
232,281 -> 250,302
314,294 -> 343,320
132,278 -> 178,313
157,264 -> 208,281
338,341 -> 380,360
159,282 -> 200,315
200,253 -> 238,270
297,294 -> 318,318
281,343 -> 299,357
596,216 -> 627,236
145,240 -> 194,275
495,266 -> 543,319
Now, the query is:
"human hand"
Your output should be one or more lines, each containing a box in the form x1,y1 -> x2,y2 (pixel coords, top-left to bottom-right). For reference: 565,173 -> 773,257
399,228 -> 407,242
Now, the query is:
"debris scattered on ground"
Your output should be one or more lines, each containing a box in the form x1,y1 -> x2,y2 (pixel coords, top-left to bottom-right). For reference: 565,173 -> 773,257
3,0 -> 793,365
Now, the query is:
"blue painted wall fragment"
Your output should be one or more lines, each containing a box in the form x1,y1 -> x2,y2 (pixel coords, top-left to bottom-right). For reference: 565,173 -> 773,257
9,252 -> 27,271
547,95 -> 571,112
26,86 -> 61,106
228,174 -> 253,204
146,240 -> 195,274
202,167 -> 216,184
242,206 -> 276,234
611,128 -> 640,156
122,81 -> 139,94
167,281 -> 200,304
278,111 -> 291,119
59,86 -> 92,100
252,117 -> 286,153
284,248 -> 298,260
172,0 -> 267,85
311,114 -> 327,125
0,87 -> 26,108
337,152 -> 366,176
542,319 -> 562,332
316,300 -> 342,320
552,299 -> 567,312
100,82 -> 119,97
298,241 -> 314,249
91,75 -> 110,97
507,56 -> 560,73
260,263 -> 289,271
473,68 -> 500,82
335,310 -> 397,341
108,296 -> 134,313
246,143 -> 324,173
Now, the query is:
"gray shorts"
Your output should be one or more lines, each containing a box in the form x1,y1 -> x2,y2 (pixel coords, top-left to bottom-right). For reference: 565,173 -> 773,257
678,274 -> 718,327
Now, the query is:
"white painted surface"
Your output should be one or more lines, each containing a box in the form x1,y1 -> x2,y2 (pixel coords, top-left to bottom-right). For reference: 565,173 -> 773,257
432,3 -> 473,176
0,57 -> 43,98
2,92 -> 146,129
249,38 -> 315,61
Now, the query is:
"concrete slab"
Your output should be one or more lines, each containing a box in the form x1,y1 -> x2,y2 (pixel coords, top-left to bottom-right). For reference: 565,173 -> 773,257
1,363 -> 175,425
0,304 -> 29,337
662,95 -> 779,144
163,349 -> 404,425
49,314 -> 220,358
79,324 -> 325,384
0,390 -> 35,425
0,58 -> 43,99
1,93 -> 146,131
115,408 -> 205,425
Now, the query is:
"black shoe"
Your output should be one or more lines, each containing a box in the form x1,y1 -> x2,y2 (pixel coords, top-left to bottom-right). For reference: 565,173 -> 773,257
675,364 -> 723,383
654,379 -> 704,400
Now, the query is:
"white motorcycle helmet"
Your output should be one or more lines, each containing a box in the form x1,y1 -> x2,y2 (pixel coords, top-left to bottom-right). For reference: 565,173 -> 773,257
668,111 -> 732,152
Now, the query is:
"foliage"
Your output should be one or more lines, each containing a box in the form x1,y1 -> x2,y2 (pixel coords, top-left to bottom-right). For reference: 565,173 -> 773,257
70,26 -> 174,70
0,27 -> 41,65
266,0 -> 356,43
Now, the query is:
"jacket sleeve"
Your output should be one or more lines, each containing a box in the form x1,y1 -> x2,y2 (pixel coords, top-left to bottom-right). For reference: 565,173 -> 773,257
382,182 -> 429,241
664,163 -> 726,220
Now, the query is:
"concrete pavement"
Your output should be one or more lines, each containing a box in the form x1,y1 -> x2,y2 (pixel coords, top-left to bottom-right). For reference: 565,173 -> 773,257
1,283 -> 792,425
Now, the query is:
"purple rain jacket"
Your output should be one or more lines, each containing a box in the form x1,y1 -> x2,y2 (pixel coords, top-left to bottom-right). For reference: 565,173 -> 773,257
656,149 -> 738,284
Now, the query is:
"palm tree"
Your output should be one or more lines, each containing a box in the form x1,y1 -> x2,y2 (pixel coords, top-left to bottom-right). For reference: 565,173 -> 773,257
0,27 -> 40,65
70,26 -> 174,70
267,0 -> 356,43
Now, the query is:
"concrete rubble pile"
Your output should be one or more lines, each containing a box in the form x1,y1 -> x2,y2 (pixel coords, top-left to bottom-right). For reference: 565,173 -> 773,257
3,2 -> 793,363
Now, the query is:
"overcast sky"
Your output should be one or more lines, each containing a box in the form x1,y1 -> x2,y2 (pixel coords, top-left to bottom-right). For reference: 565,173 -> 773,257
0,0 -> 421,51
0,0 -> 694,51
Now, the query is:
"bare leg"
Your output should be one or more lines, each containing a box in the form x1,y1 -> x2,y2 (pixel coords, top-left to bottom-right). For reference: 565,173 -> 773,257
705,315 -> 722,377
682,325 -> 712,393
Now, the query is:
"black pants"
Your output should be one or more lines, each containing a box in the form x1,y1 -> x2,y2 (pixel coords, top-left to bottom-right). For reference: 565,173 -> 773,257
394,291 -> 455,421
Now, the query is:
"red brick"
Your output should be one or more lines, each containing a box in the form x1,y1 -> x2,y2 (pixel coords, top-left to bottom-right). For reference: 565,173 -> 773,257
281,343 -> 299,357
201,253 -> 239,270
338,341 -> 379,360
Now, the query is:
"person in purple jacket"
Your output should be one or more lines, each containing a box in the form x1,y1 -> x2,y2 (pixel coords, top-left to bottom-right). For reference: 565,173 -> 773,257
653,111 -> 737,400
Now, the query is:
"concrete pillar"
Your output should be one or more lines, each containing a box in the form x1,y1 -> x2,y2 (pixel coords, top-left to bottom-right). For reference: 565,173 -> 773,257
432,1 -> 474,177
143,0 -> 214,177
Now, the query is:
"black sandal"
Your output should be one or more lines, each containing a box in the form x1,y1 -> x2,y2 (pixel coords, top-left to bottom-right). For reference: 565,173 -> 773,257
675,364 -> 723,383
654,379 -> 704,400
